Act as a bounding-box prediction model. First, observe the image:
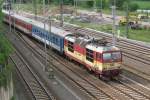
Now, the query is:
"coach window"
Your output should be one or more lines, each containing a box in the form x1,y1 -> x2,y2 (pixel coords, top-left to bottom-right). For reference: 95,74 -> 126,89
47,34 -> 49,40
44,33 -> 46,39
48,35 -> 50,41
33,29 -> 35,33
40,32 -> 42,37
86,49 -> 94,63
34,29 -> 36,34
39,31 -> 41,36
52,37 -> 55,43
46,34 -> 48,40
43,33 -> 45,38
35,30 -> 37,35
36,30 -> 38,35
68,41 -> 74,52
42,32 -> 44,37
55,38 -> 58,44
41,32 -> 43,37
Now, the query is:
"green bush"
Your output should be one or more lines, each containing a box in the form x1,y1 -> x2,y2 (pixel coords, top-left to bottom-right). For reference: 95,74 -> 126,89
129,3 -> 139,11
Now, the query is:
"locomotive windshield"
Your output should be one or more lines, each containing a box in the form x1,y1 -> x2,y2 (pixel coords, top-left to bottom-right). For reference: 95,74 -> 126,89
103,52 -> 121,62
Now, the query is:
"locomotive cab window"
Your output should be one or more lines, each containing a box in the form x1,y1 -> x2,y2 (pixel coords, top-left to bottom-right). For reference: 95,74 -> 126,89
103,52 -> 122,62
112,52 -> 121,60
86,49 -> 94,63
68,41 -> 74,52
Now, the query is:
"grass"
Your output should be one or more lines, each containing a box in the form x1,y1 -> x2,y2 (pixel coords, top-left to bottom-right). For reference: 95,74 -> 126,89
132,0 -> 150,9
63,16 -> 150,42
101,9 -> 125,16
119,26 -> 150,42
12,3 -> 150,43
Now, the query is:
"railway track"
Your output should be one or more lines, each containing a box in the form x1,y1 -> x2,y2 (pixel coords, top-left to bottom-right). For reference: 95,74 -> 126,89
33,37 -> 150,100
10,51 -> 54,100
52,21 -> 150,74
25,14 -> 150,66
17,29 -> 150,100
23,12 -> 150,61
1,22 -> 115,100
14,29 -> 114,100
107,80 -> 150,100
2,24 -> 55,100
4,12 -> 150,99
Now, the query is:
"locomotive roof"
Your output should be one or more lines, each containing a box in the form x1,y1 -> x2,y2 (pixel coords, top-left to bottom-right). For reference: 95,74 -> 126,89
86,44 -> 120,53
65,34 -> 120,52
86,38 -> 120,52
3,10 -> 72,37
65,34 -> 92,46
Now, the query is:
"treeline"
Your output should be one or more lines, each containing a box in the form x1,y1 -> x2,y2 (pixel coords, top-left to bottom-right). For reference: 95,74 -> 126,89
13,0 -> 141,11
0,33 -> 14,88
50,0 -> 139,11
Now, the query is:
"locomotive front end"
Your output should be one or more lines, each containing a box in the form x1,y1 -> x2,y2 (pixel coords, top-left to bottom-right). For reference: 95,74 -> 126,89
101,51 -> 122,78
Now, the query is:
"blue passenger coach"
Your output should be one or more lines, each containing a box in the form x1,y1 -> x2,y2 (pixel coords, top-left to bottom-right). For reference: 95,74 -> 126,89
32,22 -> 71,53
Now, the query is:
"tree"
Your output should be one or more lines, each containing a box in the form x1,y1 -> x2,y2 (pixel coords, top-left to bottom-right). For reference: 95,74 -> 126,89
109,0 -> 129,10
129,3 -> 139,11
0,0 -> 4,27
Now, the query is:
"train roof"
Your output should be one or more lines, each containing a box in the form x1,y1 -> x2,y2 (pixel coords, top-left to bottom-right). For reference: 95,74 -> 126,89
32,21 -> 72,37
2,10 -> 72,37
2,10 -> 33,23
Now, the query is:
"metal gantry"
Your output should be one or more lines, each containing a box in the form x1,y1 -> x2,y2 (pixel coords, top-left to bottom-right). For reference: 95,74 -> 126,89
60,0 -> 64,27
8,0 -> 12,32
126,3 -> 129,38
111,0 -> 117,46
43,0 -> 46,16
33,0 -> 37,19
100,0 -> 103,17
43,21 -> 47,72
